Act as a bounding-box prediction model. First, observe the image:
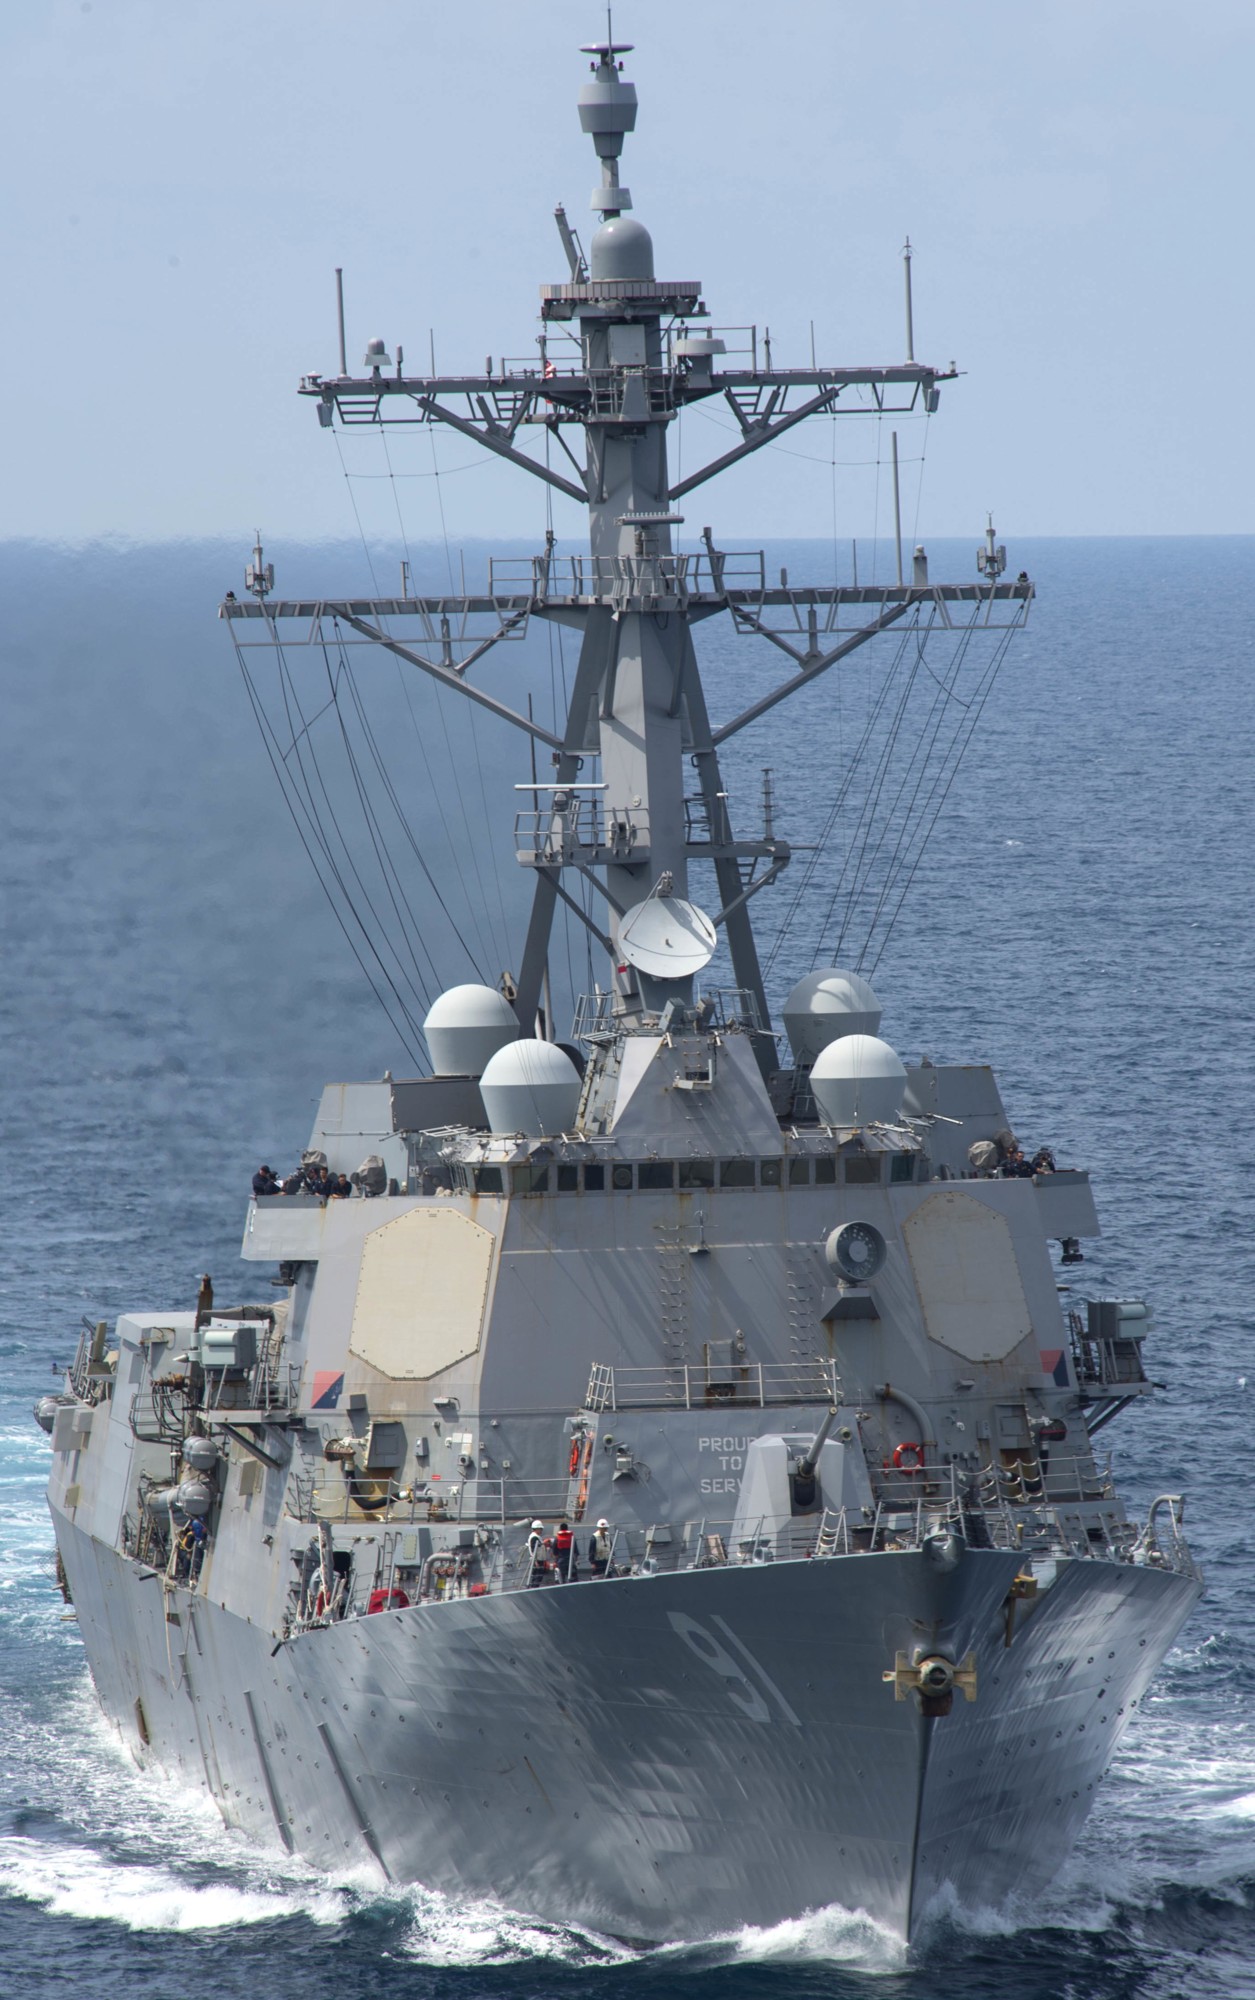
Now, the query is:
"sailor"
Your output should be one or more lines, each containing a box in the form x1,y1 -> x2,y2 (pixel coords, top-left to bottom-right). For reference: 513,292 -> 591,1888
553,1518 -> 576,1582
525,1519 -> 548,1586
1030,1147 -> 1056,1174
588,1519 -> 613,1577
252,1164 -> 281,1198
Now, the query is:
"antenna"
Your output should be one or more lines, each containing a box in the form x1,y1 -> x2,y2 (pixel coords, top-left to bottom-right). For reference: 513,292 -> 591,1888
334,267 -> 347,377
245,533 -> 273,601
891,432 -> 904,587
903,237 -> 915,365
976,514 -> 1007,579
554,203 -> 588,282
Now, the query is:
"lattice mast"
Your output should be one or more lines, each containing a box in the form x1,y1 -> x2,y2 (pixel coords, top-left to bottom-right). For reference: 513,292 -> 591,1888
224,37 -> 1030,1074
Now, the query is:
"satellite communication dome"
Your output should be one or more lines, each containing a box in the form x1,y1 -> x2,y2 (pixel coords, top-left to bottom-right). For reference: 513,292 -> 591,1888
424,984 -> 520,1077
782,968 -> 883,1068
480,1040 -> 583,1138
810,1033 -> 906,1129
589,215 -> 655,281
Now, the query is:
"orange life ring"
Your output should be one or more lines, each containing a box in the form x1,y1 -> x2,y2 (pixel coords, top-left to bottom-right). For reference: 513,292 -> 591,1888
892,1441 -> 925,1475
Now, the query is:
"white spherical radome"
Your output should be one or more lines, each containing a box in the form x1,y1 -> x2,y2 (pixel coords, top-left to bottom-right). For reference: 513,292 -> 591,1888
782,968 -> 882,1068
423,984 -> 519,1077
809,1032 -> 906,1129
479,1039 -> 582,1138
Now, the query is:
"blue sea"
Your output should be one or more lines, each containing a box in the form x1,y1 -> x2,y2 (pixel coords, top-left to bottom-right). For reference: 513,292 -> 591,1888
2,535 -> 1253,1997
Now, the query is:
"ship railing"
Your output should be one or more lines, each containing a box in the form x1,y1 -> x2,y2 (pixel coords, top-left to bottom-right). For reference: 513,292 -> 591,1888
514,799 -> 649,868
1133,1493 -> 1202,1580
241,1334 -> 293,1414
701,987 -> 769,1035
488,548 -> 766,604
1066,1306 -> 1152,1392
572,990 -> 620,1041
129,1374 -> 191,1446
68,1317 -> 116,1407
582,1359 -> 841,1413
289,1468 -> 577,1526
316,1480 -> 1200,1622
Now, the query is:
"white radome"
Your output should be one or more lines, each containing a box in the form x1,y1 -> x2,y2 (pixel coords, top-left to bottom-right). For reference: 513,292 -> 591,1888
424,984 -> 520,1077
782,968 -> 883,1068
479,1039 -> 582,1137
810,1032 -> 906,1128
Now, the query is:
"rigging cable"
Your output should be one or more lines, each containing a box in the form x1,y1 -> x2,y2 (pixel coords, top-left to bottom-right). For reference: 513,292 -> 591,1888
335,425 -> 493,974
375,425 -> 498,973
318,628 -> 455,1003
846,615 -> 975,961
544,427 -> 580,1022
269,630 -> 431,1040
837,610 -> 965,941
332,629 -> 489,980
425,414 -> 514,976
761,614 -> 918,979
866,623 -> 1017,976
231,626 -> 426,1065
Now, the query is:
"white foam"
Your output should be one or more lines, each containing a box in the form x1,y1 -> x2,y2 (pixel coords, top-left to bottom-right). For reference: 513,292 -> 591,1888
0,1838 -> 347,1933
727,1901 -> 908,1972
394,1884 -> 628,1966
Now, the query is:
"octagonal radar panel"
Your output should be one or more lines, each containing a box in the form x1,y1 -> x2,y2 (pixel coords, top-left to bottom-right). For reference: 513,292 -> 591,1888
618,896 -> 717,981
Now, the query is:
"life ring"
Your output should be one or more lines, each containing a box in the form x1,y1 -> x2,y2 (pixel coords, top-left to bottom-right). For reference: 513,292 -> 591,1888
892,1441 -> 925,1475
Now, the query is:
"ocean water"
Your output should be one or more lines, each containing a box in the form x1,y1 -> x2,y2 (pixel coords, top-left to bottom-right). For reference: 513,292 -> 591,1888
2,534 -> 1253,1998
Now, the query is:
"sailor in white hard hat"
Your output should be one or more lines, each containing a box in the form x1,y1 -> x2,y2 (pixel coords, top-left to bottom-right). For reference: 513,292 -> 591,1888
525,1518 -> 548,1585
589,1517 -> 613,1578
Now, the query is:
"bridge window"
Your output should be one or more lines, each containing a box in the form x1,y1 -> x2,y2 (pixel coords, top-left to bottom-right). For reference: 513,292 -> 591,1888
512,1163 -> 549,1194
814,1157 -> 837,1185
612,1164 -> 634,1190
760,1158 -> 783,1187
584,1163 -> 606,1191
890,1153 -> 915,1184
638,1161 -> 674,1190
788,1159 -> 811,1186
844,1156 -> 880,1185
720,1159 -> 755,1187
473,1166 -> 504,1194
678,1159 -> 714,1189
557,1164 -> 579,1192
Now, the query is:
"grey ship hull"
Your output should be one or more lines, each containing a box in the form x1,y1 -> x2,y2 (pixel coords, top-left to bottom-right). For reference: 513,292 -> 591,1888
56,1502 -> 1200,1941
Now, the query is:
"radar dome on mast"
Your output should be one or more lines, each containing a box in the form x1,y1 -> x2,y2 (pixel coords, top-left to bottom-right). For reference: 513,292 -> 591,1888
590,215 -> 655,281
424,984 -> 519,1078
783,969 -> 883,1068
579,33 -> 653,277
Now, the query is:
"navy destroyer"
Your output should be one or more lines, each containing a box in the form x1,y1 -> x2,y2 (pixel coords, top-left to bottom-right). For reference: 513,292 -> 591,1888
39,30 -> 1201,1943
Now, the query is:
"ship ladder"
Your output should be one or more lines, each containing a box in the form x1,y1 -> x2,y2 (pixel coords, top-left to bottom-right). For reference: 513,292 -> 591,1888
815,1507 -> 845,1560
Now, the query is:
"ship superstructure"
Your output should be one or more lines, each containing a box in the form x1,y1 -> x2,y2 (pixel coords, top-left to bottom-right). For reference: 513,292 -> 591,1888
40,33 -> 1200,1944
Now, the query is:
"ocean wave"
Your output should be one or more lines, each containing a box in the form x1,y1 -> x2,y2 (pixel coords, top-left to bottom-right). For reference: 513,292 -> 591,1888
0,1837 -> 348,1933
724,1901 -> 907,1972
393,1885 -> 630,1967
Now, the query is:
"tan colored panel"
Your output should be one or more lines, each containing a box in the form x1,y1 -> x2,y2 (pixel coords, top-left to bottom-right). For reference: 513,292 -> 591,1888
350,1208 -> 494,1379
902,1191 -> 1031,1361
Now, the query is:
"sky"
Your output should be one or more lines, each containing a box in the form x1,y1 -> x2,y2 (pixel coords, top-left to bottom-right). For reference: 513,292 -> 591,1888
2,0 -> 1252,550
